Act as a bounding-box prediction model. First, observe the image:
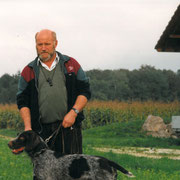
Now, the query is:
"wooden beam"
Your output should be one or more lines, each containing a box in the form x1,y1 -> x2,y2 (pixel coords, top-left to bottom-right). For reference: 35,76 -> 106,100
155,47 -> 180,52
169,34 -> 180,38
156,48 -> 162,52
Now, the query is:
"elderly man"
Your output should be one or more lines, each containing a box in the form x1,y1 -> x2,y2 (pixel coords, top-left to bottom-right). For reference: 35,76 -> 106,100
17,29 -> 91,154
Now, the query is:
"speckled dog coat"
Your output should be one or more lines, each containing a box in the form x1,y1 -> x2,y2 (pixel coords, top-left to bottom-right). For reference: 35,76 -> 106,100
8,131 -> 134,180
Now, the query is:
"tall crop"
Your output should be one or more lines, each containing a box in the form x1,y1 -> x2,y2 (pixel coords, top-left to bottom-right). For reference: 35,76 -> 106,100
0,101 -> 180,130
0,104 -> 23,130
83,100 -> 180,129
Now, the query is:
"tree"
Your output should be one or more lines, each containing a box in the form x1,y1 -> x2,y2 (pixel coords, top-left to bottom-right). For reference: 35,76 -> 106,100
0,72 -> 20,104
128,65 -> 169,101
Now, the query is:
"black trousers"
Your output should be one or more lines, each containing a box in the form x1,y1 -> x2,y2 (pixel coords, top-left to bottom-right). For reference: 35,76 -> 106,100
39,121 -> 82,154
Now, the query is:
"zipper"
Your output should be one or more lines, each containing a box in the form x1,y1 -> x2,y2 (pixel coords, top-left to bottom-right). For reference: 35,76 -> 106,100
33,68 -> 43,134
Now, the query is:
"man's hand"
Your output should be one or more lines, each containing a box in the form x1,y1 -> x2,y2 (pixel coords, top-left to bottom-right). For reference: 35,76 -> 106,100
24,127 -> 32,131
62,95 -> 88,128
62,110 -> 77,128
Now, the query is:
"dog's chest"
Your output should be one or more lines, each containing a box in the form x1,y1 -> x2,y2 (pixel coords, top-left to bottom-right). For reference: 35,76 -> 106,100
32,151 -> 62,178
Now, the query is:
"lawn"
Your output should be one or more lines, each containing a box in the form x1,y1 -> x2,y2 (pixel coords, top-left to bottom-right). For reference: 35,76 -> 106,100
83,121 -> 180,149
0,122 -> 180,180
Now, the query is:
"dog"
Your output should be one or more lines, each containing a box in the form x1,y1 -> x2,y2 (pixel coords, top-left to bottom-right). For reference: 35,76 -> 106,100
8,130 -> 135,180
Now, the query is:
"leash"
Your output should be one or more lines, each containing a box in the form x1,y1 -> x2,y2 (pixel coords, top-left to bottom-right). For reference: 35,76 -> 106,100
45,122 -> 65,154
44,123 -> 79,154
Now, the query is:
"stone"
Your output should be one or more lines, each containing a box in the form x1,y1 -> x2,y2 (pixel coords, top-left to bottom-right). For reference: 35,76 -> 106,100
142,115 -> 173,138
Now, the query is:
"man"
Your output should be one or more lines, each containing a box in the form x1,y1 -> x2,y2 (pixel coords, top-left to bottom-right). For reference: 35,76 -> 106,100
17,29 -> 91,154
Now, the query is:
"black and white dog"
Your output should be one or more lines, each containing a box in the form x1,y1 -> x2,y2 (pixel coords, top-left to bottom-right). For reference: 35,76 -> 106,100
8,130 -> 135,180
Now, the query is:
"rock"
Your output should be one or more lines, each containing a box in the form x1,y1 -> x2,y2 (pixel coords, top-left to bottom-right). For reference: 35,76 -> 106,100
142,115 -> 173,138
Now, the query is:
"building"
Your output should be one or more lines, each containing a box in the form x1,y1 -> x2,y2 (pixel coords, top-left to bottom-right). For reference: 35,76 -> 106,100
155,4 -> 180,52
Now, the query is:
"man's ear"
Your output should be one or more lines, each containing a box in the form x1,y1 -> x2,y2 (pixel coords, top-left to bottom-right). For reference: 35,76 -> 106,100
54,40 -> 58,48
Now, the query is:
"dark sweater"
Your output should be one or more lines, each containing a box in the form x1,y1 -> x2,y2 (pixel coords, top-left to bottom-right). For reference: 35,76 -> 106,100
38,64 -> 68,124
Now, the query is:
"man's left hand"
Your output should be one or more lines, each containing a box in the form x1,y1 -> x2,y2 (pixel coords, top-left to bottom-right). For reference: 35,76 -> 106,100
62,110 -> 77,128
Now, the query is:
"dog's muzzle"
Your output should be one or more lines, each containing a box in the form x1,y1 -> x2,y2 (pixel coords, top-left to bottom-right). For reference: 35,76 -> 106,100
8,141 -> 25,155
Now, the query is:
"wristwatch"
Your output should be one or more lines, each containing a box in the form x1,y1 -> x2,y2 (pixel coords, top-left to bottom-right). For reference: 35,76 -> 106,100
72,107 -> 79,114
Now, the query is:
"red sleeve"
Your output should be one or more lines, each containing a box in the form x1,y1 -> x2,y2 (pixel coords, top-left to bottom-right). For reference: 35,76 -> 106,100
21,66 -> 35,82
65,57 -> 80,75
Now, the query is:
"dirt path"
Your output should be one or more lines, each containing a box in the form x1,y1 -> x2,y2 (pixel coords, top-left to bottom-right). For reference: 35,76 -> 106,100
1,135 -> 180,160
93,147 -> 180,160
0,135 -> 14,140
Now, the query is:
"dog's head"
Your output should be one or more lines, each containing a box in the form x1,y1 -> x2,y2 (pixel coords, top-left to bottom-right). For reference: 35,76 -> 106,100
8,130 -> 46,155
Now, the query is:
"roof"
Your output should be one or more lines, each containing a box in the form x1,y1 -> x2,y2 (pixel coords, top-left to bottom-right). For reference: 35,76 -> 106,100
155,4 -> 180,52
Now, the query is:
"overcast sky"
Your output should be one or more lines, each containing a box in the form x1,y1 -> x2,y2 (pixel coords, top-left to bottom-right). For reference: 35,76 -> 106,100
0,0 -> 180,76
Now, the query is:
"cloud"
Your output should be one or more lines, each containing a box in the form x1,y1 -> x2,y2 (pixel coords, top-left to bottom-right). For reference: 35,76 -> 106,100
0,0 -> 180,76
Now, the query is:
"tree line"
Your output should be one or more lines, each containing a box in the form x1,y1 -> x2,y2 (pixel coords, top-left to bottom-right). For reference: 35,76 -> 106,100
86,65 -> 180,102
0,65 -> 180,104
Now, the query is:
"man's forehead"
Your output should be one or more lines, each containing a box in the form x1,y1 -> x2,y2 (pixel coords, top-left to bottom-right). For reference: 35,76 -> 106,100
36,30 -> 53,40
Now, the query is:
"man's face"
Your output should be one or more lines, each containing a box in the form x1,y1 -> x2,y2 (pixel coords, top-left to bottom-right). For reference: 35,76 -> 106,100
36,32 -> 57,62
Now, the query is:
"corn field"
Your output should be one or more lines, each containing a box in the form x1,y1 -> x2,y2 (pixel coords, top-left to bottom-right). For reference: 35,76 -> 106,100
0,101 -> 180,130
84,100 -> 180,129
0,104 -> 23,130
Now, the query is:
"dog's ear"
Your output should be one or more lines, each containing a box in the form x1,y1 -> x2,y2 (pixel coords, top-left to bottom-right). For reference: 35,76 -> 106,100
19,130 -> 33,140
24,131 -> 41,151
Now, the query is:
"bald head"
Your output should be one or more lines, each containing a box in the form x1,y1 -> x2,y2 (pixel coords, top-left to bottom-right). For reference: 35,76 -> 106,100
35,29 -> 57,42
35,29 -> 58,62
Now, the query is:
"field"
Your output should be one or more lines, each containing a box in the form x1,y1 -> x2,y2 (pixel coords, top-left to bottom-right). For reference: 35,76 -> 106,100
1,101 -> 180,130
0,101 -> 180,179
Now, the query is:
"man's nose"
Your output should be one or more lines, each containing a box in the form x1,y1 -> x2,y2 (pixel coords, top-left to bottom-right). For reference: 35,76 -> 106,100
42,44 -> 46,50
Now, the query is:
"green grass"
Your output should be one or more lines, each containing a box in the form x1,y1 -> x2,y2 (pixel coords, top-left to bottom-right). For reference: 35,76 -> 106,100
1,121 -> 180,180
83,121 -> 180,149
84,147 -> 180,180
0,128 -> 20,137
0,137 -> 33,180
2,135 -> 180,180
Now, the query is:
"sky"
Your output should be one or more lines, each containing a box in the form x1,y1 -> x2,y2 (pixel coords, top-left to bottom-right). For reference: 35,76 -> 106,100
0,0 -> 180,77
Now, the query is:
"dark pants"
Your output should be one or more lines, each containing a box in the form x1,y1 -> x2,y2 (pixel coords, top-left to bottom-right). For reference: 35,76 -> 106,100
39,121 -> 82,154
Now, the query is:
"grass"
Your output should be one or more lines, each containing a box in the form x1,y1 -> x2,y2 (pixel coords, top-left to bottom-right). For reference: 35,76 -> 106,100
82,122 -> 180,179
85,147 -> 180,180
83,121 -> 180,149
1,120 -> 180,180
0,137 -> 33,180
0,128 -> 20,137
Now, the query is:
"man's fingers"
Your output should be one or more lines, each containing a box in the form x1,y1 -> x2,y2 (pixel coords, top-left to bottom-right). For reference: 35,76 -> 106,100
62,121 -> 71,128
63,116 -> 75,128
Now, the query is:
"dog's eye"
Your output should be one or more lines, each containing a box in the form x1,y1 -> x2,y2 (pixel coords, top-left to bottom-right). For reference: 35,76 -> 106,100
19,137 -> 24,140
